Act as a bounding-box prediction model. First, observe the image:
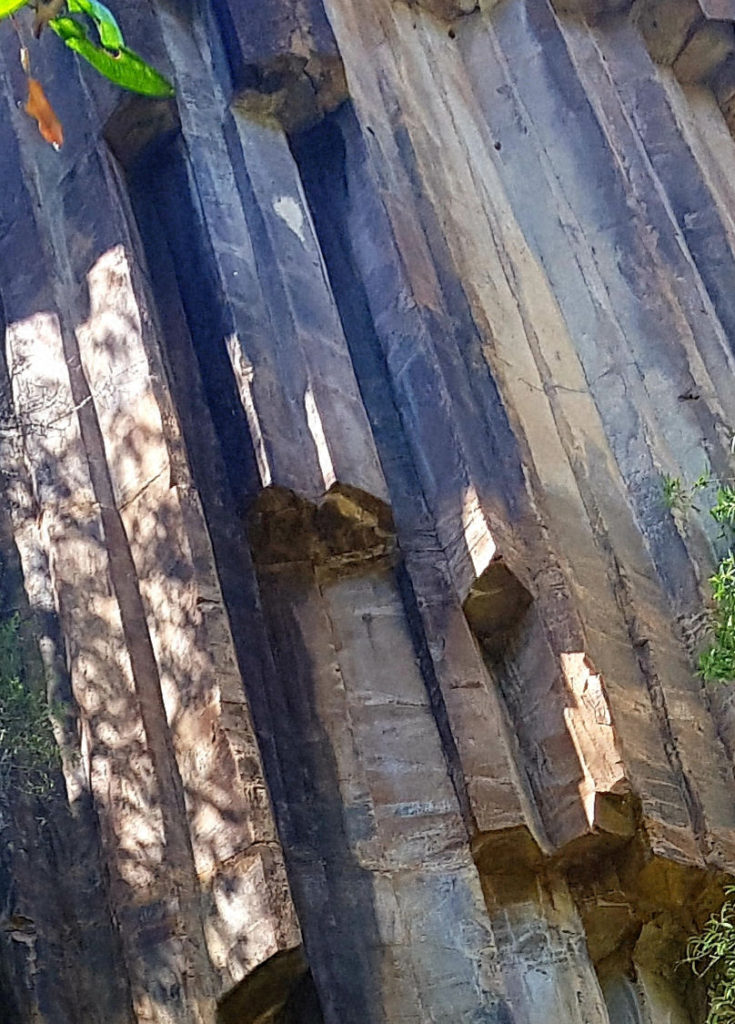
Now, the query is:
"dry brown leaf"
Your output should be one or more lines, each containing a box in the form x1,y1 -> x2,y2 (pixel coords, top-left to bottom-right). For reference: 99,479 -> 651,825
25,78 -> 63,149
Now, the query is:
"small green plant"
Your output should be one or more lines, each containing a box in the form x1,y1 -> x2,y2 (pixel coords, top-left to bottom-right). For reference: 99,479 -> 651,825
711,487 -> 735,530
684,887 -> 735,1023
661,471 -> 735,683
661,470 -> 711,516
0,613 -> 58,796
662,472 -> 689,514
699,485 -> 735,683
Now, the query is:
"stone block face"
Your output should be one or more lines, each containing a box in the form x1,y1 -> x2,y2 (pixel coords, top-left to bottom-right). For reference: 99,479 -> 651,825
635,0 -> 703,65
400,0 -> 480,21
251,529 -> 513,1022
210,0 -> 346,128
674,20 -> 735,82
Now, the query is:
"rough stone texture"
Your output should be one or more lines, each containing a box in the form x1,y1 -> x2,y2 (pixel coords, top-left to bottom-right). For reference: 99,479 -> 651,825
2,0 -> 735,1022
211,0 -> 345,127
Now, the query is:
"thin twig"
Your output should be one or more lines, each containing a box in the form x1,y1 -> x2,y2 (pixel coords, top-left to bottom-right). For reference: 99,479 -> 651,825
9,13 -> 31,77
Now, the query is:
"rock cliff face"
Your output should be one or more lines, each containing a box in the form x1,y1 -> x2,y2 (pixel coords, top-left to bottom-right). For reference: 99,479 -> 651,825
1,0 -> 735,1021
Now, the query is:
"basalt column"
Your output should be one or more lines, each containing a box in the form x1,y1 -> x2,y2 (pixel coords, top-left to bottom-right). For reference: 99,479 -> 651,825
248,486 -> 515,1024
0,7 -> 300,1020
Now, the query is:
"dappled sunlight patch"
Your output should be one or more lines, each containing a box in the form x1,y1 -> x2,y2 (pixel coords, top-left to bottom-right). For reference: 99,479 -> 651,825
560,652 -> 630,834
304,385 -> 336,492
461,483 -> 497,584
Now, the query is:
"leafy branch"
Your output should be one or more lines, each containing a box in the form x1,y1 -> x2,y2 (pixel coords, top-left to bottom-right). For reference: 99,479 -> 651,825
47,0 -> 173,96
661,471 -> 735,682
684,887 -> 735,1023
1,0 -> 173,147
661,469 -> 712,517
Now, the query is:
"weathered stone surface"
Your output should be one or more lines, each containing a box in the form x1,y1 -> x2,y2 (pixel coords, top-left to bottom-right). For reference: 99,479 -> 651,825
3,0 -> 735,1021
699,0 -> 735,18
0,14 -> 300,1020
210,0 -> 346,130
674,20 -> 735,83
635,0 -> 704,65
402,0 -> 480,22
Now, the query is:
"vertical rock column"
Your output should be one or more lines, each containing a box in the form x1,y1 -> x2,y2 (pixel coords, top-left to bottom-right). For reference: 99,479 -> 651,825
250,490 -> 513,1024
0,10 -> 300,1019
150,4 -> 536,1018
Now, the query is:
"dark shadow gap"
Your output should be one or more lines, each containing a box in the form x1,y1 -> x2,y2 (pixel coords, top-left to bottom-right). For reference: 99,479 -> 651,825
217,947 -> 323,1024
122,133 -> 260,510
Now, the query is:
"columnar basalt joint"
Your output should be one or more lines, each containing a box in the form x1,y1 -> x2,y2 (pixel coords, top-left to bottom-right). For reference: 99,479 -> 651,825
635,0 -> 707,65
232,55 -> 348,133
248,483 -> 395,574
635,0 -> 735,83
217,948 -> 319,1024
464,560 -> 633,852
213,0 -> 339,70
572,844 -> 731,1018
214,0 -> 347,130
250,488 -> 513,1023
674,21 -> 735,82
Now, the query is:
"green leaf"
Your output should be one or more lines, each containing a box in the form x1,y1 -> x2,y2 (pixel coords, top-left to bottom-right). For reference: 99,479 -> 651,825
50,16 -> 174,96
48,14 -> 84,38
67,0 -> 123,50
0,0 -> 29,19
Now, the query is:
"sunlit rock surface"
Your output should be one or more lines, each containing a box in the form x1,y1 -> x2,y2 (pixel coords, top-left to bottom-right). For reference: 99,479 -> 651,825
1,0 -> 735,1021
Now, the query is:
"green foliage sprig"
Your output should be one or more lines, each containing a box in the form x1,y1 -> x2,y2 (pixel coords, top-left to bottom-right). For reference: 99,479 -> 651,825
700,546 -> 735,683
662,472 -> 690,516
699,484 -> 735,683
0,613 -> 58,796
666,470 -> 735,1017
1,0 -> 173,97
661,472 -> 735,683
684,887 -> 735,1023
661,469 -> 712,516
